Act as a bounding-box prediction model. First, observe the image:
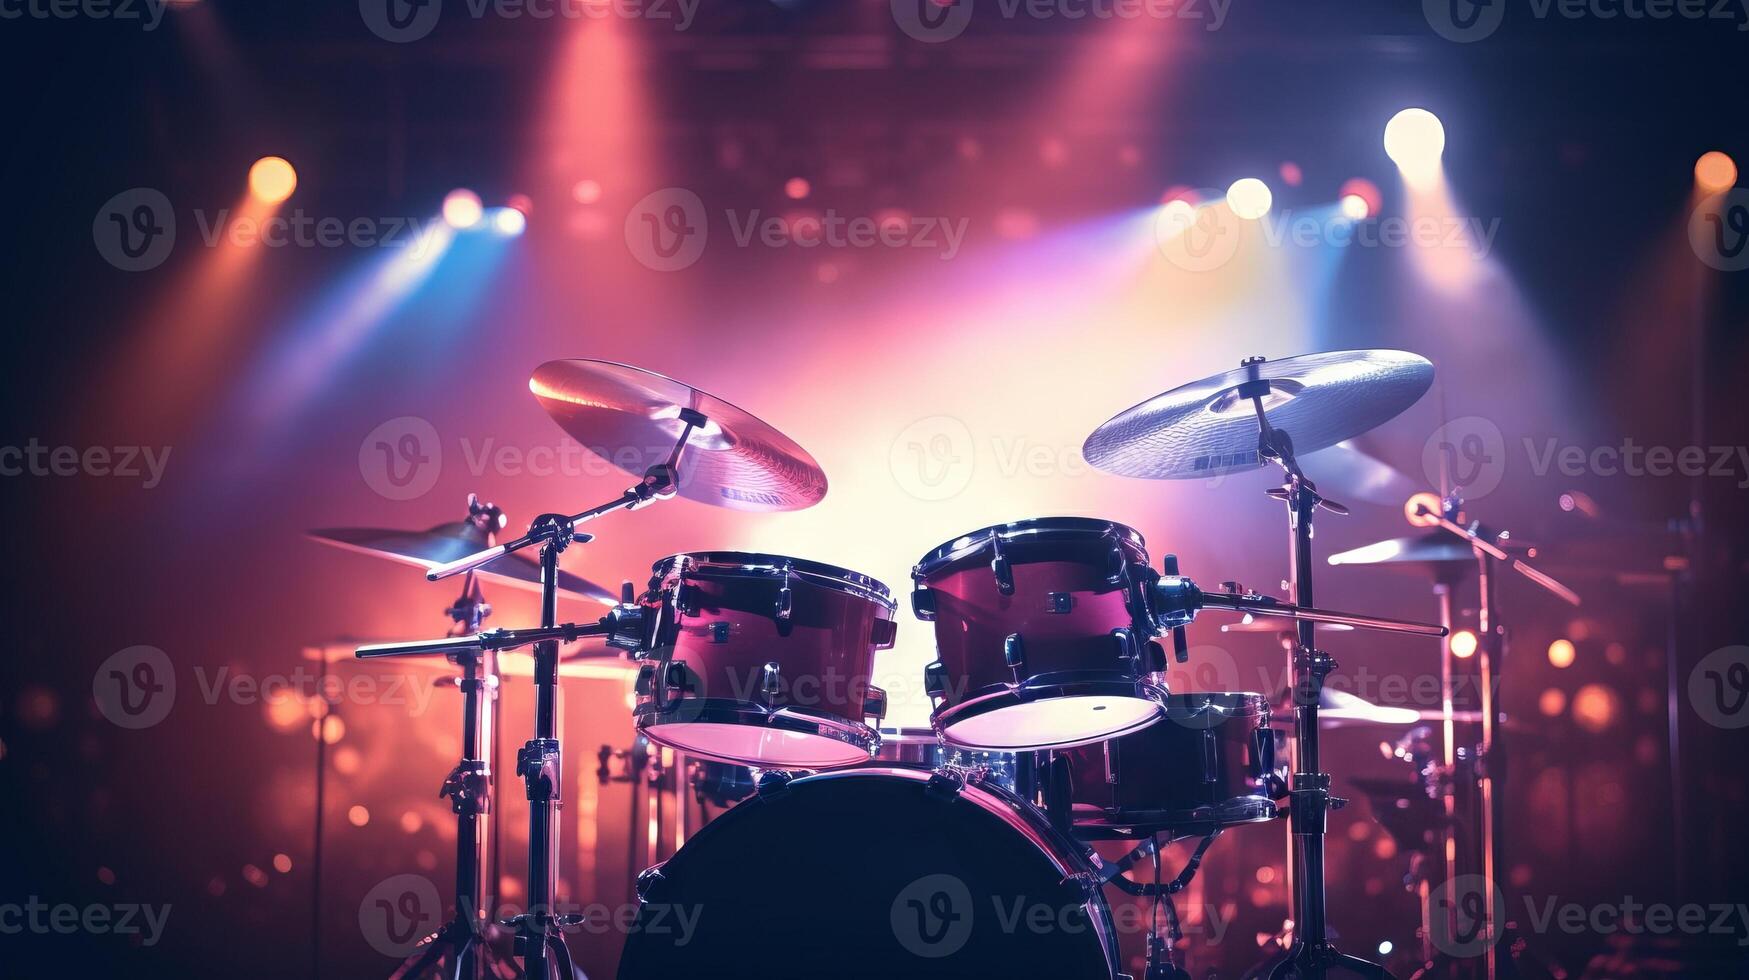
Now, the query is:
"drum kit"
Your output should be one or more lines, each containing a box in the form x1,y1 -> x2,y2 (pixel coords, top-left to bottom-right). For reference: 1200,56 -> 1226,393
323,350 -> 1580,980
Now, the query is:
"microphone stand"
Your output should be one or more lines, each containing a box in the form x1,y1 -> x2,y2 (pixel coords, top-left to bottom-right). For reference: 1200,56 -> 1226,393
374,414 -> 699,980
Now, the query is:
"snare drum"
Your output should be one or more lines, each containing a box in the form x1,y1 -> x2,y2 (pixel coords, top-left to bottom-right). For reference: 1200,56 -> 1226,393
912,518 -> 1167,751
1060,691 -> 1284,838
634,552 -> 896,769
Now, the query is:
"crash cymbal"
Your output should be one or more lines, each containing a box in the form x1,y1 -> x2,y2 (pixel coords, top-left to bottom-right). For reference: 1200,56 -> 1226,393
308,524 -> 618,606
529,359 -> 827,512
1299,441 -> 1420,507
1084,350 -> 1434,480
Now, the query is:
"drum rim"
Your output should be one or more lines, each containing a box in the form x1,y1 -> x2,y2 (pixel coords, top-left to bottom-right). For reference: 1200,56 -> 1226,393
653,551 -> 896,609
934,676 -> 1169,751
1071,795 -> 1280,838
913,516 -> 1148,580
1164,690 -> 1272,717
636,699 -> 880,768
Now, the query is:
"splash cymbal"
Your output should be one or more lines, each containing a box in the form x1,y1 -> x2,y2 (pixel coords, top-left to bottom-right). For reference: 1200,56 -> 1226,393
529,359 -> 827,512
1084,350 -> 1434,480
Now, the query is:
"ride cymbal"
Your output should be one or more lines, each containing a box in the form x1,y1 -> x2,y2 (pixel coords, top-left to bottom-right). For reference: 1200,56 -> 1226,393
1084,350 -> 1434,480
529,359 -> 827,512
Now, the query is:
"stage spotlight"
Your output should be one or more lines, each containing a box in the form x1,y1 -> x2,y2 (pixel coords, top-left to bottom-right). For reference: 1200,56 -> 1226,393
1338,177 -> 1381,220
443,189 -> 484,229
1548,638 -> 1576,668
492,207 -> 527,237
248,156 -> 297,204
1450,629 -> 1478,659
1695,151 -> 1737,193
1226,178 -> 1272,220
1384,108 -> 1445,183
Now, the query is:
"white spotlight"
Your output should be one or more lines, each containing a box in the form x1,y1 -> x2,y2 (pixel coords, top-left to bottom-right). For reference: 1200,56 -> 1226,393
1384,108 -> 1446,183
1226,177 -> 1272,220
492,207 -> 527,237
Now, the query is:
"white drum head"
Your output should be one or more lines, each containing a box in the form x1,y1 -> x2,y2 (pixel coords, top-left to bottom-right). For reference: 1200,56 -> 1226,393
644,721 -> 873,769
941,696 -> 1162,751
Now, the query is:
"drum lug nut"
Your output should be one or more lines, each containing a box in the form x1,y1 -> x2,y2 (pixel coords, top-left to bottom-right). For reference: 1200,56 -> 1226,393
863,686 -> 888,722
1004,633 -> 1026,668
761,662 -> 782,698
754,769 -> 794,800
911,586 -> 937,621
990,537 -> 1015,596
924,661 -> 949,698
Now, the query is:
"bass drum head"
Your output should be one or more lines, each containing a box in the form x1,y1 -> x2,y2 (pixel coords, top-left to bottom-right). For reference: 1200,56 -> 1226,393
619,769 -> 1116,980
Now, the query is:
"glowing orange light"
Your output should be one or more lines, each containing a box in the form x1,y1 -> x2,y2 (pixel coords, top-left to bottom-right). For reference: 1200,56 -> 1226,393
1571,683 -> 1619,733
347,805 -> 370,827
248,156 -> 297,204
1538,687 -> 1567,716
400,811 -> 423,833
1548,639 -> 1576,669
784,177 -> 810,200
1450,629 -> 1478,659
1695,151 -> 1737,193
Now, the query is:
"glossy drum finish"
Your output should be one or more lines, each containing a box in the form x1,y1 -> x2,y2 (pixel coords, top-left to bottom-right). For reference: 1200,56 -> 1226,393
634,552 -> 896,769
617,768 -> 1120,980
1060,692 -> 1283,839
872,727 -> 1020,794
912,518 -> 1167,751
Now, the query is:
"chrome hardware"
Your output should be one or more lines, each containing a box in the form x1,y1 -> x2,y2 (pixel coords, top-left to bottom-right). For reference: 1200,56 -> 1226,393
1004,633 -> 1025,668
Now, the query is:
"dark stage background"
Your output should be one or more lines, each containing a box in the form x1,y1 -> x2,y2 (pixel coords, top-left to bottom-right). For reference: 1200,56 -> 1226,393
2,1 -> 1748,977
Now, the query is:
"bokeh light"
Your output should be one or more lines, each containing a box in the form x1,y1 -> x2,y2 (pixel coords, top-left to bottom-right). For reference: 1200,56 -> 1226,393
1384,108 -> 1445,184
1548,638 -> 1576,668
442,188 -> 484,229
248,156 -> 298,204
1226,177 -> 1273,219
1694,151 -> 1737,193
1450,629 -> 1478,659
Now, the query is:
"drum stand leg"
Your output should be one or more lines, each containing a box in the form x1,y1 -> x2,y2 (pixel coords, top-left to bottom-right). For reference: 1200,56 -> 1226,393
1236,366 -> 1392,980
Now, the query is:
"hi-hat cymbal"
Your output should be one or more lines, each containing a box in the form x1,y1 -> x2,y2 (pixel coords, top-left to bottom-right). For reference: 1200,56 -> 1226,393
1327,532 -> 1486,569
1084,350 -> 1434,480
309,524 -> 618,606
529,359 -> 827,512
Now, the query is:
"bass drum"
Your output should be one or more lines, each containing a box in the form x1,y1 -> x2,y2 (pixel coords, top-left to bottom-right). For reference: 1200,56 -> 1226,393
618,768 -> 1119,980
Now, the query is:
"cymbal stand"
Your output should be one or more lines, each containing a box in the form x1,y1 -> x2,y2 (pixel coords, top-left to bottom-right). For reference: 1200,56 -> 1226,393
1240,355 -> 1391,980
418,416 -> 698,980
